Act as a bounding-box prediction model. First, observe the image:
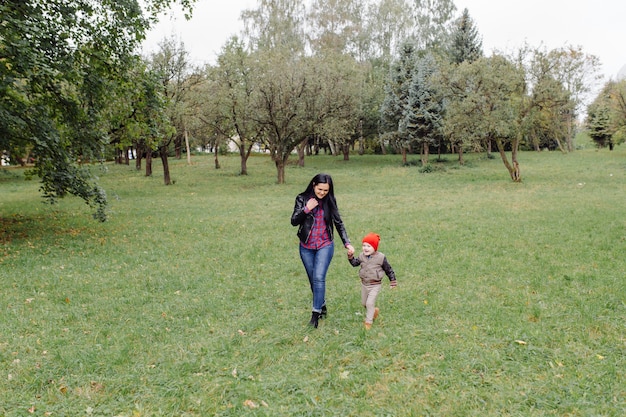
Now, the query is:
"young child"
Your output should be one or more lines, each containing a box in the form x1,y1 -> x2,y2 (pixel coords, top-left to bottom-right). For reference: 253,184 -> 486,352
348,232 -> 397,330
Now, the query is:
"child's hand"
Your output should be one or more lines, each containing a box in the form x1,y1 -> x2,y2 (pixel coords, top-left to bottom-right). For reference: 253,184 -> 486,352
390,280 -> 397,289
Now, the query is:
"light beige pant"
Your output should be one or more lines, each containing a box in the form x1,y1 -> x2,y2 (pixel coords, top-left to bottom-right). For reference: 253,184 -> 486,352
361,282 -> 382,324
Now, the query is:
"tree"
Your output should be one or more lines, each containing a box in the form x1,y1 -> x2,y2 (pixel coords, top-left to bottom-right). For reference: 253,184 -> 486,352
366,0 -> 414,61
206,37 -> 262,175
106,58 -> 174,172
401,53 -> 444,165
449,8 -> 482,64
252,50 -> 314,183
379,40 -> 419,160
147,36 -> 195,185
514,44 -> 601,152
0,0 -> 196,220
410,0 -> 457,52
587,79 -> 626,149
242,0 -> 306,55
442,56 -> 523,180
312,52 -> 363,161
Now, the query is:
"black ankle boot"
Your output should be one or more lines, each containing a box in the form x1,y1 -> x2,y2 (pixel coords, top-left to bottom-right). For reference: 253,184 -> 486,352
320,305 -> 327,319
308,311 -> 321,328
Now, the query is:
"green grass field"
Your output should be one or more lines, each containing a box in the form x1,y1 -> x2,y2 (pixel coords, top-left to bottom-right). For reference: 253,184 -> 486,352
1,147 -> 624,416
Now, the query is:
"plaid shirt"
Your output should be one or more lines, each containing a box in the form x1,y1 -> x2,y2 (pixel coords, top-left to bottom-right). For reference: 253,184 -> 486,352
301,206 -> 332,250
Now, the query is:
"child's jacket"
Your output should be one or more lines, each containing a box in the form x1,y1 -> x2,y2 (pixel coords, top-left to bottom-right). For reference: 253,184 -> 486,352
349,252 -> 396,285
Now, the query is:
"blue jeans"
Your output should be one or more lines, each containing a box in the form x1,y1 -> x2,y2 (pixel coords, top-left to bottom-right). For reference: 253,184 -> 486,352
299,242 -> 334,313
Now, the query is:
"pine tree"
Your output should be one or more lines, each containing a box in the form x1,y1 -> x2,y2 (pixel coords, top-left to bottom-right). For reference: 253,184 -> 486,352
401,53 -> 443,165
449,8 -> 483,64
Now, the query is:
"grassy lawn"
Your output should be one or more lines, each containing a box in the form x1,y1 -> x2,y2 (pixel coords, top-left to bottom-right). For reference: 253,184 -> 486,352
1,146 -> 624,416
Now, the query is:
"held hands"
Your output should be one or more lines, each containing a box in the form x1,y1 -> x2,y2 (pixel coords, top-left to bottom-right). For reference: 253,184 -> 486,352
346,244 -> 355,258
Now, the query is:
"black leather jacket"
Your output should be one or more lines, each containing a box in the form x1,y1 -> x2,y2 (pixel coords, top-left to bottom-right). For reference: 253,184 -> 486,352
291,194 -> 351,246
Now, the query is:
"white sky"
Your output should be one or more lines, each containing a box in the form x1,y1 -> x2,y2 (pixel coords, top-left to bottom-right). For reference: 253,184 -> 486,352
142,0 -> 626,81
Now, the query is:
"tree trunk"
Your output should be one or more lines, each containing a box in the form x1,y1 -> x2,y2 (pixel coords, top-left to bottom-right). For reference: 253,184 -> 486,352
458,144 -> 464,166
214,145 -> 220,169
328,139 -> 337,156
358,120 -> 364,155
554,136 -> 566,153
421,142 -> 429,166
275,158 -> 286,184
566,112 -> 574,152
160,146 -> 171,185
135,141 -> 143,170
297,143 -> 305,167
240,152 -> 248,175
495,138 -> 521,182
145,151 -> 153,177
185,127 -> 191,165
401,147 -> 407,165
174,134 -> 182,159
342,143 -> 350,161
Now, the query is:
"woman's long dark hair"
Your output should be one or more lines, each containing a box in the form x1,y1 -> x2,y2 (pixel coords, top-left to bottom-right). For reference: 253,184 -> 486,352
300,173 -> 338,220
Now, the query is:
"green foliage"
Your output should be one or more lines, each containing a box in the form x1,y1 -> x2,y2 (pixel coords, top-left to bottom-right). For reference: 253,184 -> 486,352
1,150 -> 625,415
586,79 -> 626,149
401,53 -> 444,152
0,0 -> 195,219
448,8 -> 483,64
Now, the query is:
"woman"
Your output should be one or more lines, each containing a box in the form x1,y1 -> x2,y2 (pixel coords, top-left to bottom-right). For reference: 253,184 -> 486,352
291,173 -> 355,328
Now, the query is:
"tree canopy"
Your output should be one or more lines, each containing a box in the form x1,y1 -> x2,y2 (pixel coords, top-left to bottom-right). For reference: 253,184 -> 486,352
0,0 -> 195,220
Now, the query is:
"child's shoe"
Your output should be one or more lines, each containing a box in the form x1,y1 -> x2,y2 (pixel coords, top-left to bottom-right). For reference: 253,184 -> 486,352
373,307 -> 379,320
364,321 -> 372,330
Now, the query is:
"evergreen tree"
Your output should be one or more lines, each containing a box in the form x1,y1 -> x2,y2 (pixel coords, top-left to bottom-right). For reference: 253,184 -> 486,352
401,53 -> 443,165
449,8 -> 483,64
379,40 -> 419,156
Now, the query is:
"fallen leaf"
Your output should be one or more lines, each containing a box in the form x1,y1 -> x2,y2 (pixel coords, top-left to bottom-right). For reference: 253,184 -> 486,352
238,329 -> 246,336
28,406 -> 35,413
232,368 -> 237,378
303,336 -> 309,343
515,340 -> 527,345
243,399 -> 258,409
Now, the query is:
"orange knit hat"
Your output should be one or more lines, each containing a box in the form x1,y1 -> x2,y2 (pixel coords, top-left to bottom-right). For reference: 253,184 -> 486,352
362,232 -> 380,251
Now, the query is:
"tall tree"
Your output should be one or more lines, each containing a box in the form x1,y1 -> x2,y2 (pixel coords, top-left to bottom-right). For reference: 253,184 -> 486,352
449,8 -> 483,64
252,50 -> 314,183
242,0 -> 306,55
401,53 -> 444,165
148,36 -> 194,185
209,37 -> 261,175
366,0 -> 413,61
410,0 -> 457,52
379,40 -> 419,160
312,52 -> 363,161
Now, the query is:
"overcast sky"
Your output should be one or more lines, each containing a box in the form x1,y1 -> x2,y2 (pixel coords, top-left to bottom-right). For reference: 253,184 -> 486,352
142,0 -> 625,81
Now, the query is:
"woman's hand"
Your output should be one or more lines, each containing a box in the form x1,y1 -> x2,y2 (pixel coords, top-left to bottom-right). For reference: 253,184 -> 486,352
346,244 -> 355,257
306,198 -> 318,211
